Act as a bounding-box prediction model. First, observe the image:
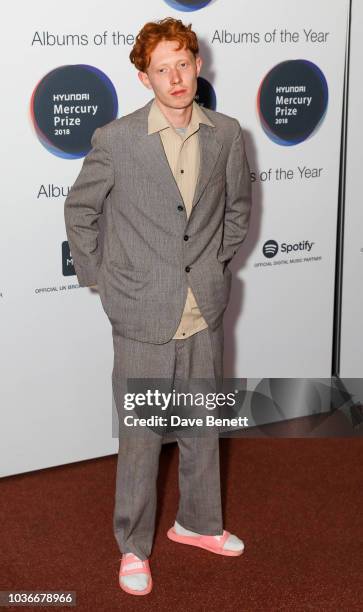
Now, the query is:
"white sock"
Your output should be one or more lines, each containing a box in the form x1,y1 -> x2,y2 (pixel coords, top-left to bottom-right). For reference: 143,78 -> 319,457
120,553 -> 149,591
174,520 -> 244,552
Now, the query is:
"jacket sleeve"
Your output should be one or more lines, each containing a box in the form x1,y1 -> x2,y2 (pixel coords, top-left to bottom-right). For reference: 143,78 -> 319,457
64,127 -> 115,287
219,120 -> 252,265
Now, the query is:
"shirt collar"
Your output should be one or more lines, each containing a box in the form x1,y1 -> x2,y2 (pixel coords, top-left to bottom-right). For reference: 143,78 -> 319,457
147,98 -> 215,135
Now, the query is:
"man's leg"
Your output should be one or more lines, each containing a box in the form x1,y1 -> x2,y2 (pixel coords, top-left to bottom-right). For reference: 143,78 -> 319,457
170,324 -> 244,553
112,331 -> 176,561
174,324 -> 224,535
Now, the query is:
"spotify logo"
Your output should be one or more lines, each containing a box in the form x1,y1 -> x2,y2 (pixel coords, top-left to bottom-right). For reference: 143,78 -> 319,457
163,0 -> 213,11
263,239 -> 315,258
257,59 -> 328,146
263,240 -> 279,259
30,64 -> 118,159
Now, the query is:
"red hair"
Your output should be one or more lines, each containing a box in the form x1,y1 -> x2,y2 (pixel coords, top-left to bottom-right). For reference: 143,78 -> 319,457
130,17 -> 199,73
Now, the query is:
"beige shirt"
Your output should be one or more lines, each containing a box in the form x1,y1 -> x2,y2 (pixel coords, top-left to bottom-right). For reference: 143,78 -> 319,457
148,99 -> 215,339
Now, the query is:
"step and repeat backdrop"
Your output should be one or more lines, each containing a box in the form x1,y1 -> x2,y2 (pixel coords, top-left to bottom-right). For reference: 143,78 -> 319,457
1,0 -> 350,475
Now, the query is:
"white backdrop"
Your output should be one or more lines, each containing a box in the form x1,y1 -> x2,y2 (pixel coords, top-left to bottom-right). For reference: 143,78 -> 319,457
1,0 -> 349,476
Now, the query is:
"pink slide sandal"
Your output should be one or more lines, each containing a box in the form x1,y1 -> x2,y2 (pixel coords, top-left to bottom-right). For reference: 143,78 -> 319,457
119,553 -> 153,596
167,526 -> 244,556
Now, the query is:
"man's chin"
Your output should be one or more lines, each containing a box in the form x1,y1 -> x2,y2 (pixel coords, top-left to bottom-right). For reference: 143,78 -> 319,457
167,94 -> 194,108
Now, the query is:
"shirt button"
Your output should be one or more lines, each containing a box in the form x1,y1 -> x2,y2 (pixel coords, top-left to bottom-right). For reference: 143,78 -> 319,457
185,266 -> 191,273
177,205 -> 184,211
180,169 -> 184,174
184,234 -> 189,241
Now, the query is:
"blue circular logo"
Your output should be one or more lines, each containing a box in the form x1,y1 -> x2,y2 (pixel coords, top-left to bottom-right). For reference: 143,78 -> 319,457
31,64 -> 118,159
257,59 -> 328,146
195,77 -> 216,110
163,0 -> 213,11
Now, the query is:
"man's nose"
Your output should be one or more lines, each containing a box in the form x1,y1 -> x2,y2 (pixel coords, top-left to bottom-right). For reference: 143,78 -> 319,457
170,69 -> 181,84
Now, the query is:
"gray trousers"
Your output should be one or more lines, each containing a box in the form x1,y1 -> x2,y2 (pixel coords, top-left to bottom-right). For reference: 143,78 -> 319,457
112,324 -> 224,560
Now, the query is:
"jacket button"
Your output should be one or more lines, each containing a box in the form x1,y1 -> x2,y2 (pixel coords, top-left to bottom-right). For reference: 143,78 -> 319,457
185,266 -> 191,273
184,234 -> 189,241
177,205 -> 184,211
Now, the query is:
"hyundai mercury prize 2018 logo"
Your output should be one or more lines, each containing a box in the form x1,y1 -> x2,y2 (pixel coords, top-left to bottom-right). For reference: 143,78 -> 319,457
257,59 -> 328,145
30,64 -> 118,159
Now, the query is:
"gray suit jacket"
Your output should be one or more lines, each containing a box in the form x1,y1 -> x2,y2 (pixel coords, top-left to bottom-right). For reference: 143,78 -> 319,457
64,98 -> 252,343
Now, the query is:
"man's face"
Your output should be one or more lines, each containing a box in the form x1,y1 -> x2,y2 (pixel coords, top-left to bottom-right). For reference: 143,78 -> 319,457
138,39 -> 202,109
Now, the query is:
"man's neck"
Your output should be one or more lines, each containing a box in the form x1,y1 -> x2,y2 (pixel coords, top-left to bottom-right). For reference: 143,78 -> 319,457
155,98 -> 193,128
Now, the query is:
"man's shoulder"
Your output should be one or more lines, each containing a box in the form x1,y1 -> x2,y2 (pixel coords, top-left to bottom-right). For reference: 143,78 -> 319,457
200,106 -> 242,134
93,99 -> 153,141
94,101 -> 243,145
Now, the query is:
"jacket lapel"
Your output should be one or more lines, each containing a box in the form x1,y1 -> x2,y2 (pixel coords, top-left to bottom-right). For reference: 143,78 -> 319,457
137,130 -> 184,204
192,123 -> 223,209
132,100 -> 223,209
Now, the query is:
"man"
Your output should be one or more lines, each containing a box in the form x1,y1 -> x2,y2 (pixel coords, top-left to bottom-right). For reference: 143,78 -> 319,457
64,17 -> 252,596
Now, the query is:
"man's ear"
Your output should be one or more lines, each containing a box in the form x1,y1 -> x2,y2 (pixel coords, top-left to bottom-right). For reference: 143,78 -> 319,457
195,55 -> 202,78
138,71 -> 152,89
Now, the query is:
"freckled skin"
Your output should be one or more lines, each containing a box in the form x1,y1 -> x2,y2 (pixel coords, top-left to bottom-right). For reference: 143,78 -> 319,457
138,40 -> 202,128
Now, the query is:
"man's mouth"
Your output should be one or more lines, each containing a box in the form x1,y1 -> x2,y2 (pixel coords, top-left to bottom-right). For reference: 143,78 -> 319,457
171,89 -> 187,96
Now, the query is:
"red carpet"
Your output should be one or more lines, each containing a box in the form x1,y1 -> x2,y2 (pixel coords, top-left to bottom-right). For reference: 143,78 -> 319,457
1,434 -> 362,611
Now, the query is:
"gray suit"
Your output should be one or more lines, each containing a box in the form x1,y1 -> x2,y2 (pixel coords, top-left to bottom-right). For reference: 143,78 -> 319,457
64,98 -> 252,560
64,98 -> 252,344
